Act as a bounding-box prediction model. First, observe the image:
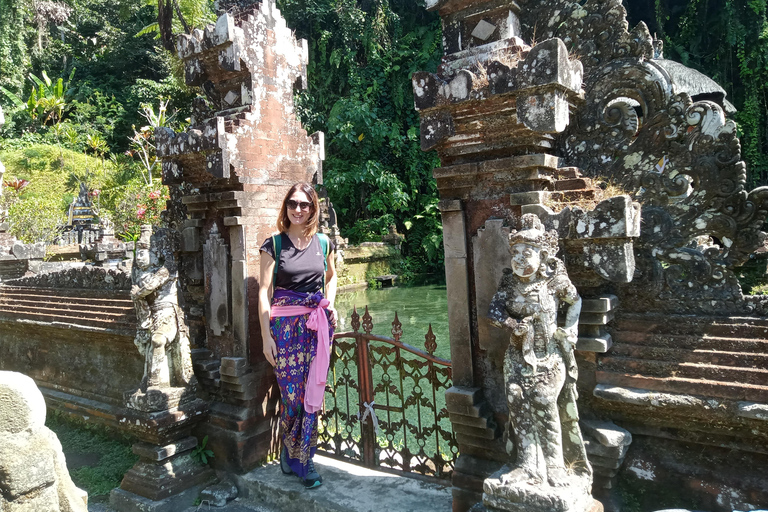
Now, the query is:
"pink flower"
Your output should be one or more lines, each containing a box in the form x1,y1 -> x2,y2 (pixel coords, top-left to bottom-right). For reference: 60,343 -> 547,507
148,190 -> 160,200
137,204 -> 147,219
90,189 -> 100,197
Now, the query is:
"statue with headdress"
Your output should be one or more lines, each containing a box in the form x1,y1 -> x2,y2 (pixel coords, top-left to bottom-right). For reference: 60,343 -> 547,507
487,213 -> 591,493
131,225 -> 193,392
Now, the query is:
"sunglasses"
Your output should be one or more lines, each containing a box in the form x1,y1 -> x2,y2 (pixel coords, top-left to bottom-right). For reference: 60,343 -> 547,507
286,199 -> 312,211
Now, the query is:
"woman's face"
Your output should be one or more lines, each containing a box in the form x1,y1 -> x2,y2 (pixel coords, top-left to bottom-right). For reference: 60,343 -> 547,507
286,189 -> 312,226
511,243 -> 541,278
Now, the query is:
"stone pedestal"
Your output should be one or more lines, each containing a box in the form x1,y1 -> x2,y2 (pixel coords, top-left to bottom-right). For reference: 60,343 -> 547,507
110,390 -> 214,511
483,467 -> 602,512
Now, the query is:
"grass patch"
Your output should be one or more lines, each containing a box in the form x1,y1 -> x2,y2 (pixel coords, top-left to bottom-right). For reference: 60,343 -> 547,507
46,411 -> 138,499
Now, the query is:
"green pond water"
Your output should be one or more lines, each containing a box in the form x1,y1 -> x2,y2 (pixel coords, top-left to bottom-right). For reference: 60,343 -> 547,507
334,280 -> 451,361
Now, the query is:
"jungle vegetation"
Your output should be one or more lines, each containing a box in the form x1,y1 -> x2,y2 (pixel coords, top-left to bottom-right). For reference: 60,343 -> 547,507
0,0 -> 766,272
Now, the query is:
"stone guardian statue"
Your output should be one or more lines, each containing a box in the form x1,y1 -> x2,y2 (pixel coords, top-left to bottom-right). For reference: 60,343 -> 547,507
484,213 -> 595,512
131,225 -> 194,392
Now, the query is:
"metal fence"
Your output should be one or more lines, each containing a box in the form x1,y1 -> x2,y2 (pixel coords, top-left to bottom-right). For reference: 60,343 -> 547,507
318,306 -> 457,481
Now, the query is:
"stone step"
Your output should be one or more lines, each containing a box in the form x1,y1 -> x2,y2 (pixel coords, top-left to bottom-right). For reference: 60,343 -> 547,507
0,302 -> 135,321
0,286 -> 133,305
599,356 -> 768,385
0,297 -> 134,314
235,455 -> 452,512
616,315 -> 768,338
596,371 -> 768,403
555,167 -> 580,179
612,331 -> 768,353
0,308 -> 135,329
548,188 -> 598,202
608,343 -> 768,369
554,177 -> 592,191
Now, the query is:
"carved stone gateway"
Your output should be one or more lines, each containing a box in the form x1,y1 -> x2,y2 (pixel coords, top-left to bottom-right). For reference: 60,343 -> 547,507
417,0 -> 768,511
156,0 -> 324,473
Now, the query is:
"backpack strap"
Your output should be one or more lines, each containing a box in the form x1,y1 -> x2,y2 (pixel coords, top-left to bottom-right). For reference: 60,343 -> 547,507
271,234 -> 282,283
317,233 -> 330,294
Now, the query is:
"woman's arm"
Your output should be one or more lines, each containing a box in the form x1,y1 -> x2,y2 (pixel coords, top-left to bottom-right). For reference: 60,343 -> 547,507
259,251 -> 277,366
325,250 -> 338,326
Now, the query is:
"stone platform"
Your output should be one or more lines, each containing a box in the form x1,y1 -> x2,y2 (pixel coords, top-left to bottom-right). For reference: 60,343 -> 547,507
235,455 -> 452,512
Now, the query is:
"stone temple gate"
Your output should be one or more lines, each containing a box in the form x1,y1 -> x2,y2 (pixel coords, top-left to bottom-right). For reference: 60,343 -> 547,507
413,0 -> 768,511
154,0 -> 325,472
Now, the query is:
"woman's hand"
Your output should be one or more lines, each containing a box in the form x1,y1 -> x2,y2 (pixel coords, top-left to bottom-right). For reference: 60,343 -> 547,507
327,305 -> 337,328
263,335 -> 277,367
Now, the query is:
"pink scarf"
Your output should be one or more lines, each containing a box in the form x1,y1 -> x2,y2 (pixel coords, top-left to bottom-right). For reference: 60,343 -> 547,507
270,298 -> 331,414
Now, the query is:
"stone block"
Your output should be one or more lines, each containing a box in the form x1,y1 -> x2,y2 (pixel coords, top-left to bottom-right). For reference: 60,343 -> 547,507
737,401 -> 768,421
586,453 -> 624,470
0,372 -> 87,511
199,481 -> 237,507
220,357 -> 248,376
194,359 -> 219,372
1,431 -> 57,499
11,241 -> 46,260
576,334 -> 612,353
473,219 -> 512,355
580,419 -> 632,447
442,209 -> 468,259
579,311 -> 615,325
446,386 -> 482,407
581,295 -> 618,313
109,483 -> 209,512
452,422 -> 496,440
519,38 -> 582,92
509,191 -> 549,206
518,89 -> 571,133
450,412 -> 492,429
132,436 -> 198,462
181,227 -> 200,252
0,372 -> 46,434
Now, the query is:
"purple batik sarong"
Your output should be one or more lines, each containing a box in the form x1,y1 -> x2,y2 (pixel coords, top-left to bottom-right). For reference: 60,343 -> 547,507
270,289 -> 334,478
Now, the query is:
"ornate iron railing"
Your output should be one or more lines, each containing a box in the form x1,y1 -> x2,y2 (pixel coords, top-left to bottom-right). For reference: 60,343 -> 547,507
318,306 -> 458,481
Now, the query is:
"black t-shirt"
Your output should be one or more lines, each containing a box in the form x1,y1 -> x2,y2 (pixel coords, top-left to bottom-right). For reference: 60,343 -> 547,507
260,233 -> 335,293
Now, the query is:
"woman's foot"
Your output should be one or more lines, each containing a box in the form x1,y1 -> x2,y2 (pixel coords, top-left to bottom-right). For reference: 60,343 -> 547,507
302,459 -> 323,489
280,447 -> 293,475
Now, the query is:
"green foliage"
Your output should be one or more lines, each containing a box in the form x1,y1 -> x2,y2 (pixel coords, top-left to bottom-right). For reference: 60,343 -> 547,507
0,0 -> 34,98
0,143 -> 165,242
628,0 -> 768,187
110,183 -> 170,240
137,0 -> 216,41
46,411 -> 138,498
278,0 -> 444,272
6,194 -> 67,243
0,0 -> 196,154
190,435 -> 214,465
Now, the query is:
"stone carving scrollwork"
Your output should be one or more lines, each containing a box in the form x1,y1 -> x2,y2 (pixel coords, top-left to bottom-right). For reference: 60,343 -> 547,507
517,0 -> 768,313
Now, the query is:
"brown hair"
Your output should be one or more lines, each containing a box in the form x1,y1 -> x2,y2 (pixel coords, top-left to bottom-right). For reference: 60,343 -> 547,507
276,182 -> 320,237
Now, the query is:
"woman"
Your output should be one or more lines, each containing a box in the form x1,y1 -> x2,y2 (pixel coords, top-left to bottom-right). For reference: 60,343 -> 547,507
258,182 -> 337,489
